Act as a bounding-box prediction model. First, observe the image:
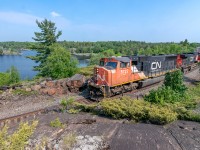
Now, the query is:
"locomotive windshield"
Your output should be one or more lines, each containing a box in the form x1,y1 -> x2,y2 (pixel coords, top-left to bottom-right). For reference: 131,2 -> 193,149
105,62 -> 117,69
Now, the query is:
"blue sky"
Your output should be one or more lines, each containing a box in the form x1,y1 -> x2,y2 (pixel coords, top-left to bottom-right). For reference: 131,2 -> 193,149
0,0 -> 200,42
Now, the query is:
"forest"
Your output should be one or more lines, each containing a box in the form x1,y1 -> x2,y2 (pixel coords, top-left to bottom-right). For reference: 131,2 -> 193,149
0,39 -> 199,56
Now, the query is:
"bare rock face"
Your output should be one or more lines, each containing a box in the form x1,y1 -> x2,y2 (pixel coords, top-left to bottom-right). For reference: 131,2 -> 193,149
31,85 -> 41,91
22,74 -> 86,96
72,135 -> 105,150
46,81 -> 55,88
25,88 -> 32,92
39,88 -> 48,95
40,81 -> 47,88
47,88 -> 56,96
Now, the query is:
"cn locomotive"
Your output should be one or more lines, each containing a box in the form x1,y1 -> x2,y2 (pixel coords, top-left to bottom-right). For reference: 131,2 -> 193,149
88,48 -> 200,100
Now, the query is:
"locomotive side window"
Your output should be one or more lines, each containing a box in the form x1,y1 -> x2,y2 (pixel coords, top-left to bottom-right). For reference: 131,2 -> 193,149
99,61 -> 104,66
120,62 -> 127,68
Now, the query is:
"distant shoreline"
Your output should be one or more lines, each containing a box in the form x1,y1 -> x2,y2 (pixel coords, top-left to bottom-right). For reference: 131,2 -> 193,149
0,49 -> 29,56
1,51 -> 21,56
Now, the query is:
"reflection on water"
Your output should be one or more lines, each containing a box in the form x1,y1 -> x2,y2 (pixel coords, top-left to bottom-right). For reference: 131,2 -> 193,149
0,50 -> 89,79
78,59 -> 89,67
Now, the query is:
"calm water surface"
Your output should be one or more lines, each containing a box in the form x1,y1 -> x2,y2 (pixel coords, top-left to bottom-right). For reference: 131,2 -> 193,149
0,50 -> 89,79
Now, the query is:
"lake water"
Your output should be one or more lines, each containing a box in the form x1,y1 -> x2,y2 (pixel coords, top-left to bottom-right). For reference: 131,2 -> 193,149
0,50 -> 89,79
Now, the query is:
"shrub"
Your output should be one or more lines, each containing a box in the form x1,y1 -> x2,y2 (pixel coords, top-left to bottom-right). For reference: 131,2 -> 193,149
144,86 -> 182,104
148,105 -> 178,124
0,66 -> 20,86
0,72 -> 10,86
60,97 -> 75,112
186,83 -> 200,103
50,117 -> 63,128
164,70 -> 187,94
60,98 -> 68,112
7,66 -> 20,84
145,70 -> 188,105
82,96 -> 178,125
101,97 -> 177,124
77,65 -> 95,77
100,97 -> 129,119
174,107 -> 200,122
73,102 -> 97,112
0,121 -> 38,150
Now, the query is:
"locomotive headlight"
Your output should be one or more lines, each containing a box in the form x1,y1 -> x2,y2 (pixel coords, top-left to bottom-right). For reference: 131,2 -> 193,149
96,68 -> 99,73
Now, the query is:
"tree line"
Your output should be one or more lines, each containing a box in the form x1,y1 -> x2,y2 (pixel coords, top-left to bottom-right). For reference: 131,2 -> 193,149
0,39 -> 199,56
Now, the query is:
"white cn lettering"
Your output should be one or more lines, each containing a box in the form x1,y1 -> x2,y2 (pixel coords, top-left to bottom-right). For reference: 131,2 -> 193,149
151,62 -> 161,70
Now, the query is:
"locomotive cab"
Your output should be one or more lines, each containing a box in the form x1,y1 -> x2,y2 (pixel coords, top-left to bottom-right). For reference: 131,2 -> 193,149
89,56 -> 147,100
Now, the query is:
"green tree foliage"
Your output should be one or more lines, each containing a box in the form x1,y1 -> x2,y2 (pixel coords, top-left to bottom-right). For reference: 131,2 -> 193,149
0,66 -> 20,86
144,86 -> 182,104
41,44 -> 78,79
0,121 -> 38,150
6,66 -> 20,84
90,49 -> 121,65
145,70 -> 187,104
0,73 -> 10,86
30,19 -> 62,73
33,19 -> 62,46
89,53 -> 104,65
164,70 -> 187,94
0,40 -> 199,56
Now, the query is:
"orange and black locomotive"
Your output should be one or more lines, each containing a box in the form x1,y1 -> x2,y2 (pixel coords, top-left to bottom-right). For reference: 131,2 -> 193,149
88,49 -> 200,100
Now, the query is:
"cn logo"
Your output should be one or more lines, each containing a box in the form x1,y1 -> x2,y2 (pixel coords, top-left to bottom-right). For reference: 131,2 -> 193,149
151,62 -> 161,70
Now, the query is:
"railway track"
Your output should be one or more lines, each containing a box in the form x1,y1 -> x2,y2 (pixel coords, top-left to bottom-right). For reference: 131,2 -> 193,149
0,97 -> 91,128
0,107 -> 46,128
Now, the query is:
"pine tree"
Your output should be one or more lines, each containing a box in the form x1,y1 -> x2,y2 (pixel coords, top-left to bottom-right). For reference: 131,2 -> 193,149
30,19 -> 62,74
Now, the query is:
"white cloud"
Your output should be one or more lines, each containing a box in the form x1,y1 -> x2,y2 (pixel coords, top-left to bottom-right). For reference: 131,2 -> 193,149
50,11 -> 61,17
0,11 -> 43,25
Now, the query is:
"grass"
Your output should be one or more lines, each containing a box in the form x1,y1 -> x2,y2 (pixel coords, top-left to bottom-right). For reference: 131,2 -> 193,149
12,89 -> 37,96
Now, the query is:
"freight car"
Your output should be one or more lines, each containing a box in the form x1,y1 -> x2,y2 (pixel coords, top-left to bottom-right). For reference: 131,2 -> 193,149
88,50 -> 200,100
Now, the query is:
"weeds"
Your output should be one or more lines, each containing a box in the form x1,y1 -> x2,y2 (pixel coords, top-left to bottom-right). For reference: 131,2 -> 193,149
0,120 -> 38,150
12,89 -> 37,96
61,133 -> 77,150
67,108 -> 80,114
50,117 -> 63,128
60,97 -> 75,112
